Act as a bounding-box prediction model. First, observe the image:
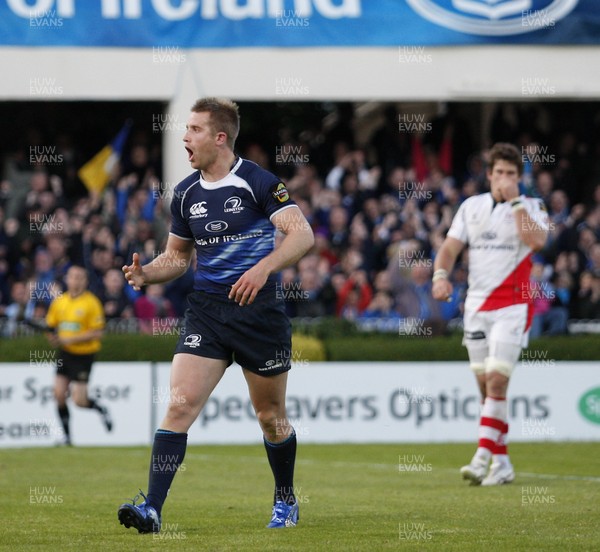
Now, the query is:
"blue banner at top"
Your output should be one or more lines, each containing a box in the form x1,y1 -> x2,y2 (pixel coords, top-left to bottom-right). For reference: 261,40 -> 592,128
1,0 -> 599,47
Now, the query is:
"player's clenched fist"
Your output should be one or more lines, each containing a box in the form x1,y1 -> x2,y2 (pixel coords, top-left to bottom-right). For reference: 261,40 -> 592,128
432,277 -> 453,302
122,252 -> 145,291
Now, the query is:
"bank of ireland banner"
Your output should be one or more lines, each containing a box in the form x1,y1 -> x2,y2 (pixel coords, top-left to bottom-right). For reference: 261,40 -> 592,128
0,0 -> 597,47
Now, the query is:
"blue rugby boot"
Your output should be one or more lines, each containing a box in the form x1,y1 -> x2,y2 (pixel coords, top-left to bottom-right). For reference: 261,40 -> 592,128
267,500 -> 299,528
118,490 -> 161,534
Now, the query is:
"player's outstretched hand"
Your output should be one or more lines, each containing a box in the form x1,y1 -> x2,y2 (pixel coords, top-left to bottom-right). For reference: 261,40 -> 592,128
122,252 -> 145,291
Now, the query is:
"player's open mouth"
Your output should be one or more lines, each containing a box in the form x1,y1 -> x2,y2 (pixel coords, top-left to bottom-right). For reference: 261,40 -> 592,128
185,147 -> 193,161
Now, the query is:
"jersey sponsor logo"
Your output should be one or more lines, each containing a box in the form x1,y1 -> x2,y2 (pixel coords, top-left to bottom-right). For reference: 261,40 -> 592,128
271,182 -> 290,203
195,228 -> 263,246
480,231 -> 497,240
406,0 -> 578,36
205,220 -> 229,233
190,201 -> 208,218
183,334 -> 202,348
223,196 -> 244,214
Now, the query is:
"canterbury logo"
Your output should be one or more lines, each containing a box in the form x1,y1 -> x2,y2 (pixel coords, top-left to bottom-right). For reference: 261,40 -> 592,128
190,202 -> 207,216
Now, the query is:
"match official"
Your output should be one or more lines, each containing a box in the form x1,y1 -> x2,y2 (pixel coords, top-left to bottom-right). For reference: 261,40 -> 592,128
46,265 -> 112,445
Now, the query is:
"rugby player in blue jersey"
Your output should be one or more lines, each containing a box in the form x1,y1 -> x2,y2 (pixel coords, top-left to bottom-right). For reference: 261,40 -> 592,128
117,98 -> 314,532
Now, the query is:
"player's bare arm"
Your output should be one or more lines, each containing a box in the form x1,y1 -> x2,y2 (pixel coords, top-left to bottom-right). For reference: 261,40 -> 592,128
46,330 -> 60,348
432,236 -> 464,301
510,205 -> 548,252
122,234 -> 194,291
229,206 -> 315,306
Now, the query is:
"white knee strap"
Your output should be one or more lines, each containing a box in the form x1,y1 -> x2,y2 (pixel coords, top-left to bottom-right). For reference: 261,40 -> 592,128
470,362 -> 485,375
485,357 -> 514,378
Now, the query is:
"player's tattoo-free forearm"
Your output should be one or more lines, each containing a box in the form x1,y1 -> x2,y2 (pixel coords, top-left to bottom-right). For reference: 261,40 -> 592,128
433,240 -> 460,276
513,209 -> 548,251
142,250 -> 191,284
260,229 -> 314,275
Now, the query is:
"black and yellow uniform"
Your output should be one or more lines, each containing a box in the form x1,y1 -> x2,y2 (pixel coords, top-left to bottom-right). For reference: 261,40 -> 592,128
46,288 -> 111,442
46,290 -> 104,382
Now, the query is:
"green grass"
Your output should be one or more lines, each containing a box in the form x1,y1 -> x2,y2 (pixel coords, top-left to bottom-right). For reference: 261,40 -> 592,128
3,333 -> 599,362
1,443 -> 599,551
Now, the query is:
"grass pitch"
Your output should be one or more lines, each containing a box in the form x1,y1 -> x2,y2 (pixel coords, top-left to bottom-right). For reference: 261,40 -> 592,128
1,443 -> 598,551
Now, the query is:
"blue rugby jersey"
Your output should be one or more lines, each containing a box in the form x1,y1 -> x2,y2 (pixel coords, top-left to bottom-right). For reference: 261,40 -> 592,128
169,157 -> 296,296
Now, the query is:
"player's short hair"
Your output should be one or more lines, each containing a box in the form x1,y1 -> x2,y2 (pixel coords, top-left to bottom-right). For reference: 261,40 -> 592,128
191,97 -> 240,150
488,143 -> 523,175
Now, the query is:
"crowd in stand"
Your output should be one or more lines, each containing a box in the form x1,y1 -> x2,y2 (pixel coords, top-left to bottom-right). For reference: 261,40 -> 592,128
1,102 -> 599,338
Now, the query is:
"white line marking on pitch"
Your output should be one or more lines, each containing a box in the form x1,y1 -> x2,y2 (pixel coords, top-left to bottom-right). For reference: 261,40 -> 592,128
184,453 -> 600,482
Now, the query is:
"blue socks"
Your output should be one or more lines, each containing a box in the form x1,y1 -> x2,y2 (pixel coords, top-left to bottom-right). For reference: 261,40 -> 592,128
146,429 -> 187,514
145,429 -> 296,512
264,431 -> 297,505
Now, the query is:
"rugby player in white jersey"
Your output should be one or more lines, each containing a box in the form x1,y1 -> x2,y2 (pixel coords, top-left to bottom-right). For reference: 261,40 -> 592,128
432,143 -> 549,486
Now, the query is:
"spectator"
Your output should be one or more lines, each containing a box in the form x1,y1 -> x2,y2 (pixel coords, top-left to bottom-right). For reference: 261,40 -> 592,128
279,267 -> 299,317
357,291 -> 403,332
534,170 -> 554,205
2,280 -> 33,337
46,235 -> 72,282
327,205 -> 349,255
87,245 -> 114,297
587,243 -> 600,275
391,264 -> 442,323
529,264 -> 570,338
28,248 -> 56,309
575,227 -> 597,276
313,228 -> 338,269
573,271 -> 600,319
336,269 -> 373,318
359,291 -> 398,318
134,284 -> 176,334
547,190 -> 570,245
296,267 -> 328,318
99,268 -> 134,320
439,263 -> 467,321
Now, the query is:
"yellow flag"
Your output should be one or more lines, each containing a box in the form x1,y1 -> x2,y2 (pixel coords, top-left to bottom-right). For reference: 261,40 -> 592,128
78,121 -> 131,194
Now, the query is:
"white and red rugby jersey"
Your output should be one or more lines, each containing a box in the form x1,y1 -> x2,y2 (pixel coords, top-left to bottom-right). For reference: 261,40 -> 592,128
447,192 -> 549,315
